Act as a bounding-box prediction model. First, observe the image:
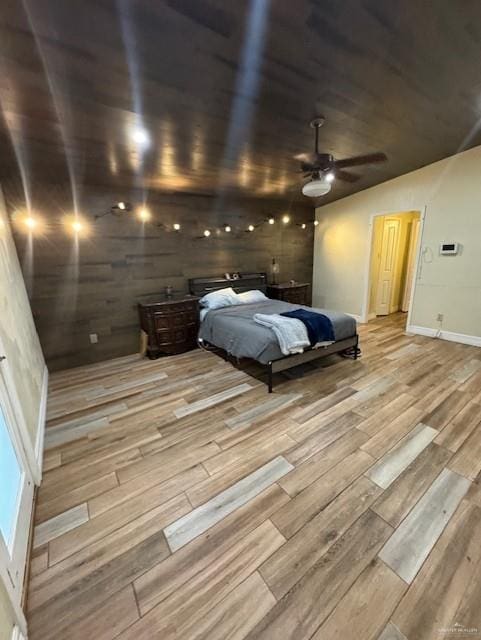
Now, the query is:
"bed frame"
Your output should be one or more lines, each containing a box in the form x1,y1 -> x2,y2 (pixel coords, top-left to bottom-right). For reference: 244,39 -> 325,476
189,272 -> 359,392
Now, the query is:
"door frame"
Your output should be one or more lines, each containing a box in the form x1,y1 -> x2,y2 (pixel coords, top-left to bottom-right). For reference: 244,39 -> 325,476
401,217 -> 421,312
0,365 -> 32,638
0,335 -> 42,486
360,206 -> 426,325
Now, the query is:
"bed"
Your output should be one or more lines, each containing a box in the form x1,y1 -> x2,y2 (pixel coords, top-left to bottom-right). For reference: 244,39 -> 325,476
189,272 -> 359,392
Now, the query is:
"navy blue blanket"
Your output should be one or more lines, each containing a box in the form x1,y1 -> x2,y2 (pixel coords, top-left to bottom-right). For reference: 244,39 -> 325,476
281,308 -> 335,345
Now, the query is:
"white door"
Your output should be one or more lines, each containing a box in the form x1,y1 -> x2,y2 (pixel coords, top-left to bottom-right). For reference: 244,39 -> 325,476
401,218 -> 420,312
376,218 -> 400,316
0,360 -> 33,635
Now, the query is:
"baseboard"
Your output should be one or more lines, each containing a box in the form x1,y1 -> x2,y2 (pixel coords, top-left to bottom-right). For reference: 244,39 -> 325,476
407,325 -> 481,347
34,365 -> 49,479
367,312 -> 376,321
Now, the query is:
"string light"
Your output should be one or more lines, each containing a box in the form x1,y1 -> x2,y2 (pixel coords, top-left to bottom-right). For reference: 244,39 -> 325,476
62,214 -> 88,236
138,207 -> 151,222
43,202 -> 312,239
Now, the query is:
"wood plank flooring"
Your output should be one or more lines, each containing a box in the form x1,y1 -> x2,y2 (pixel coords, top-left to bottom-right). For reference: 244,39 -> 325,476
27,313 -> 481,640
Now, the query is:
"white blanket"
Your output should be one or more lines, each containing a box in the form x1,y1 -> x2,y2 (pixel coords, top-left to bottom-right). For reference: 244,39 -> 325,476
253,313 -> 310,356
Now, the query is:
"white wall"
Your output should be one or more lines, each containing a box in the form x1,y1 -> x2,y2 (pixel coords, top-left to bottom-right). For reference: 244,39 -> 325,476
0,579 -> 14,640
312,145 -> 481,340
0,186 -> 47,474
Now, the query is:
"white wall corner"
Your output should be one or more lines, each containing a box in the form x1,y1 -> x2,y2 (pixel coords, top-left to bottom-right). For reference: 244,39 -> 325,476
345,312 -> 365,324
11,626 -> 26,640
34,364 -> 49,480
407,325 -> 481,347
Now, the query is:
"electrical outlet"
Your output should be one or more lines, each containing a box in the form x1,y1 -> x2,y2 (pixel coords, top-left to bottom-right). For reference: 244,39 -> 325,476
89,333 -> 98,344
436,313 -> 444,322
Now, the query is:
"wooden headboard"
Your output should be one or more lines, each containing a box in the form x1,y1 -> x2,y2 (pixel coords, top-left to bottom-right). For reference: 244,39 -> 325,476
189,272 -> 267,297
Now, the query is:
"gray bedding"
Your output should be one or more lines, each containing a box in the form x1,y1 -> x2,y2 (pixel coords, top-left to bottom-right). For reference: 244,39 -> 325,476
198,300 -> 357,365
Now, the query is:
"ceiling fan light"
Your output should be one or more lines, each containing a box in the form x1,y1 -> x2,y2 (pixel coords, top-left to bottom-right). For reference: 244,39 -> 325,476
302,177 -> 332,198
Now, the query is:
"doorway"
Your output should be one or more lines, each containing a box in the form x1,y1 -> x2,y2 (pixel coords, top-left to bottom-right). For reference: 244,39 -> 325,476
0,363 -> 33,637
366,211 -> 422,322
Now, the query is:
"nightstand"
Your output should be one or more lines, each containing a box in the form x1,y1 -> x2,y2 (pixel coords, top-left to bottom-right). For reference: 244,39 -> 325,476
138,295 -> 199,358
267,282 -> 310,306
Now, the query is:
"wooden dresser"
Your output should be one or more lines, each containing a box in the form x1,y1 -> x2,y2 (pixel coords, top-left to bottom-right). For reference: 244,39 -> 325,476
138,295 -> 199,358
267,282 -> 310,306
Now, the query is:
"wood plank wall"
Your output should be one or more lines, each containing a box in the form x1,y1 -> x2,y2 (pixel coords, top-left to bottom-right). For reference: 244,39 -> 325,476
6,183 -> 314,370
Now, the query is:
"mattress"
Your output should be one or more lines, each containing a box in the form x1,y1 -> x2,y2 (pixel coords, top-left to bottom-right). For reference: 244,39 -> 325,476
198,300 -> 357,364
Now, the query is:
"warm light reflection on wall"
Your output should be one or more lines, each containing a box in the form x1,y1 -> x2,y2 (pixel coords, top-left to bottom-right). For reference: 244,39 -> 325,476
238,148 -> 252,187
108,142 -> 119,175
191,128 -> 204,172
152,120 -> 194,190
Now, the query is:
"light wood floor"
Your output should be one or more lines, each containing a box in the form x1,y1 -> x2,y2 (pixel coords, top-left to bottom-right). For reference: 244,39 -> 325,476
27,313 -> 481,640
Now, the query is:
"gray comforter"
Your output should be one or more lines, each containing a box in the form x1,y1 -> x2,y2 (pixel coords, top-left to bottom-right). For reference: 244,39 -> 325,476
198,300 -> 356,364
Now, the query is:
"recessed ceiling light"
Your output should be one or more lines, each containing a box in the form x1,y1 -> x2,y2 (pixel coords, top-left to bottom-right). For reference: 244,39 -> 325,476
173,223 -> 181,231
224,225 -> 231,233
301,223 -> 306,229
282,215 -> 290,224
118,201 -> 126,210
204,229 -> 211,237
314,220 -> 319,226
248,224 -> 255,232
268,217 -> 275,225
131,126 -> 150,148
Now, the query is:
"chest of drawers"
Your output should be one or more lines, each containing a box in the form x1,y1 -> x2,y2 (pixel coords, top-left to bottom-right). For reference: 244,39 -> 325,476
267,282 -> 310,306
138,295 -> 199,358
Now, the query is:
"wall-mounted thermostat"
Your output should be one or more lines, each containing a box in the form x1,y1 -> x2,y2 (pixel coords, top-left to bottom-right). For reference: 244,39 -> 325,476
439,242 -> 459,255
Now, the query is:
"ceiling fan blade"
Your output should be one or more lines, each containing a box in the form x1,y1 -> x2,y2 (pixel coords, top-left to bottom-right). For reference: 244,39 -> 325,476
294,152 -> 318,164
334,152 -> 387,169
300,162 -> 320,173
334,169 -> 360,183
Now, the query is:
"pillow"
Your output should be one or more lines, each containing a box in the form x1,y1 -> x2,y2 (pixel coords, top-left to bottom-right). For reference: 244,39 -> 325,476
199,287 -> 240,309
237,289 -> 268,304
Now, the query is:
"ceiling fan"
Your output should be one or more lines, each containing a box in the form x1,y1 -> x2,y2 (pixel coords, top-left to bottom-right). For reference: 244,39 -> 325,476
295,117 -> 387,197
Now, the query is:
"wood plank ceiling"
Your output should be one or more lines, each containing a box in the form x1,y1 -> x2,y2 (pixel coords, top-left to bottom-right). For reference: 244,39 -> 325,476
1,0 -> 481,205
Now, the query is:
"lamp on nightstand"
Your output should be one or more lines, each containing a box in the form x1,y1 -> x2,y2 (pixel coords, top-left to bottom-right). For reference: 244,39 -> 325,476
270,258 -> 280,284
